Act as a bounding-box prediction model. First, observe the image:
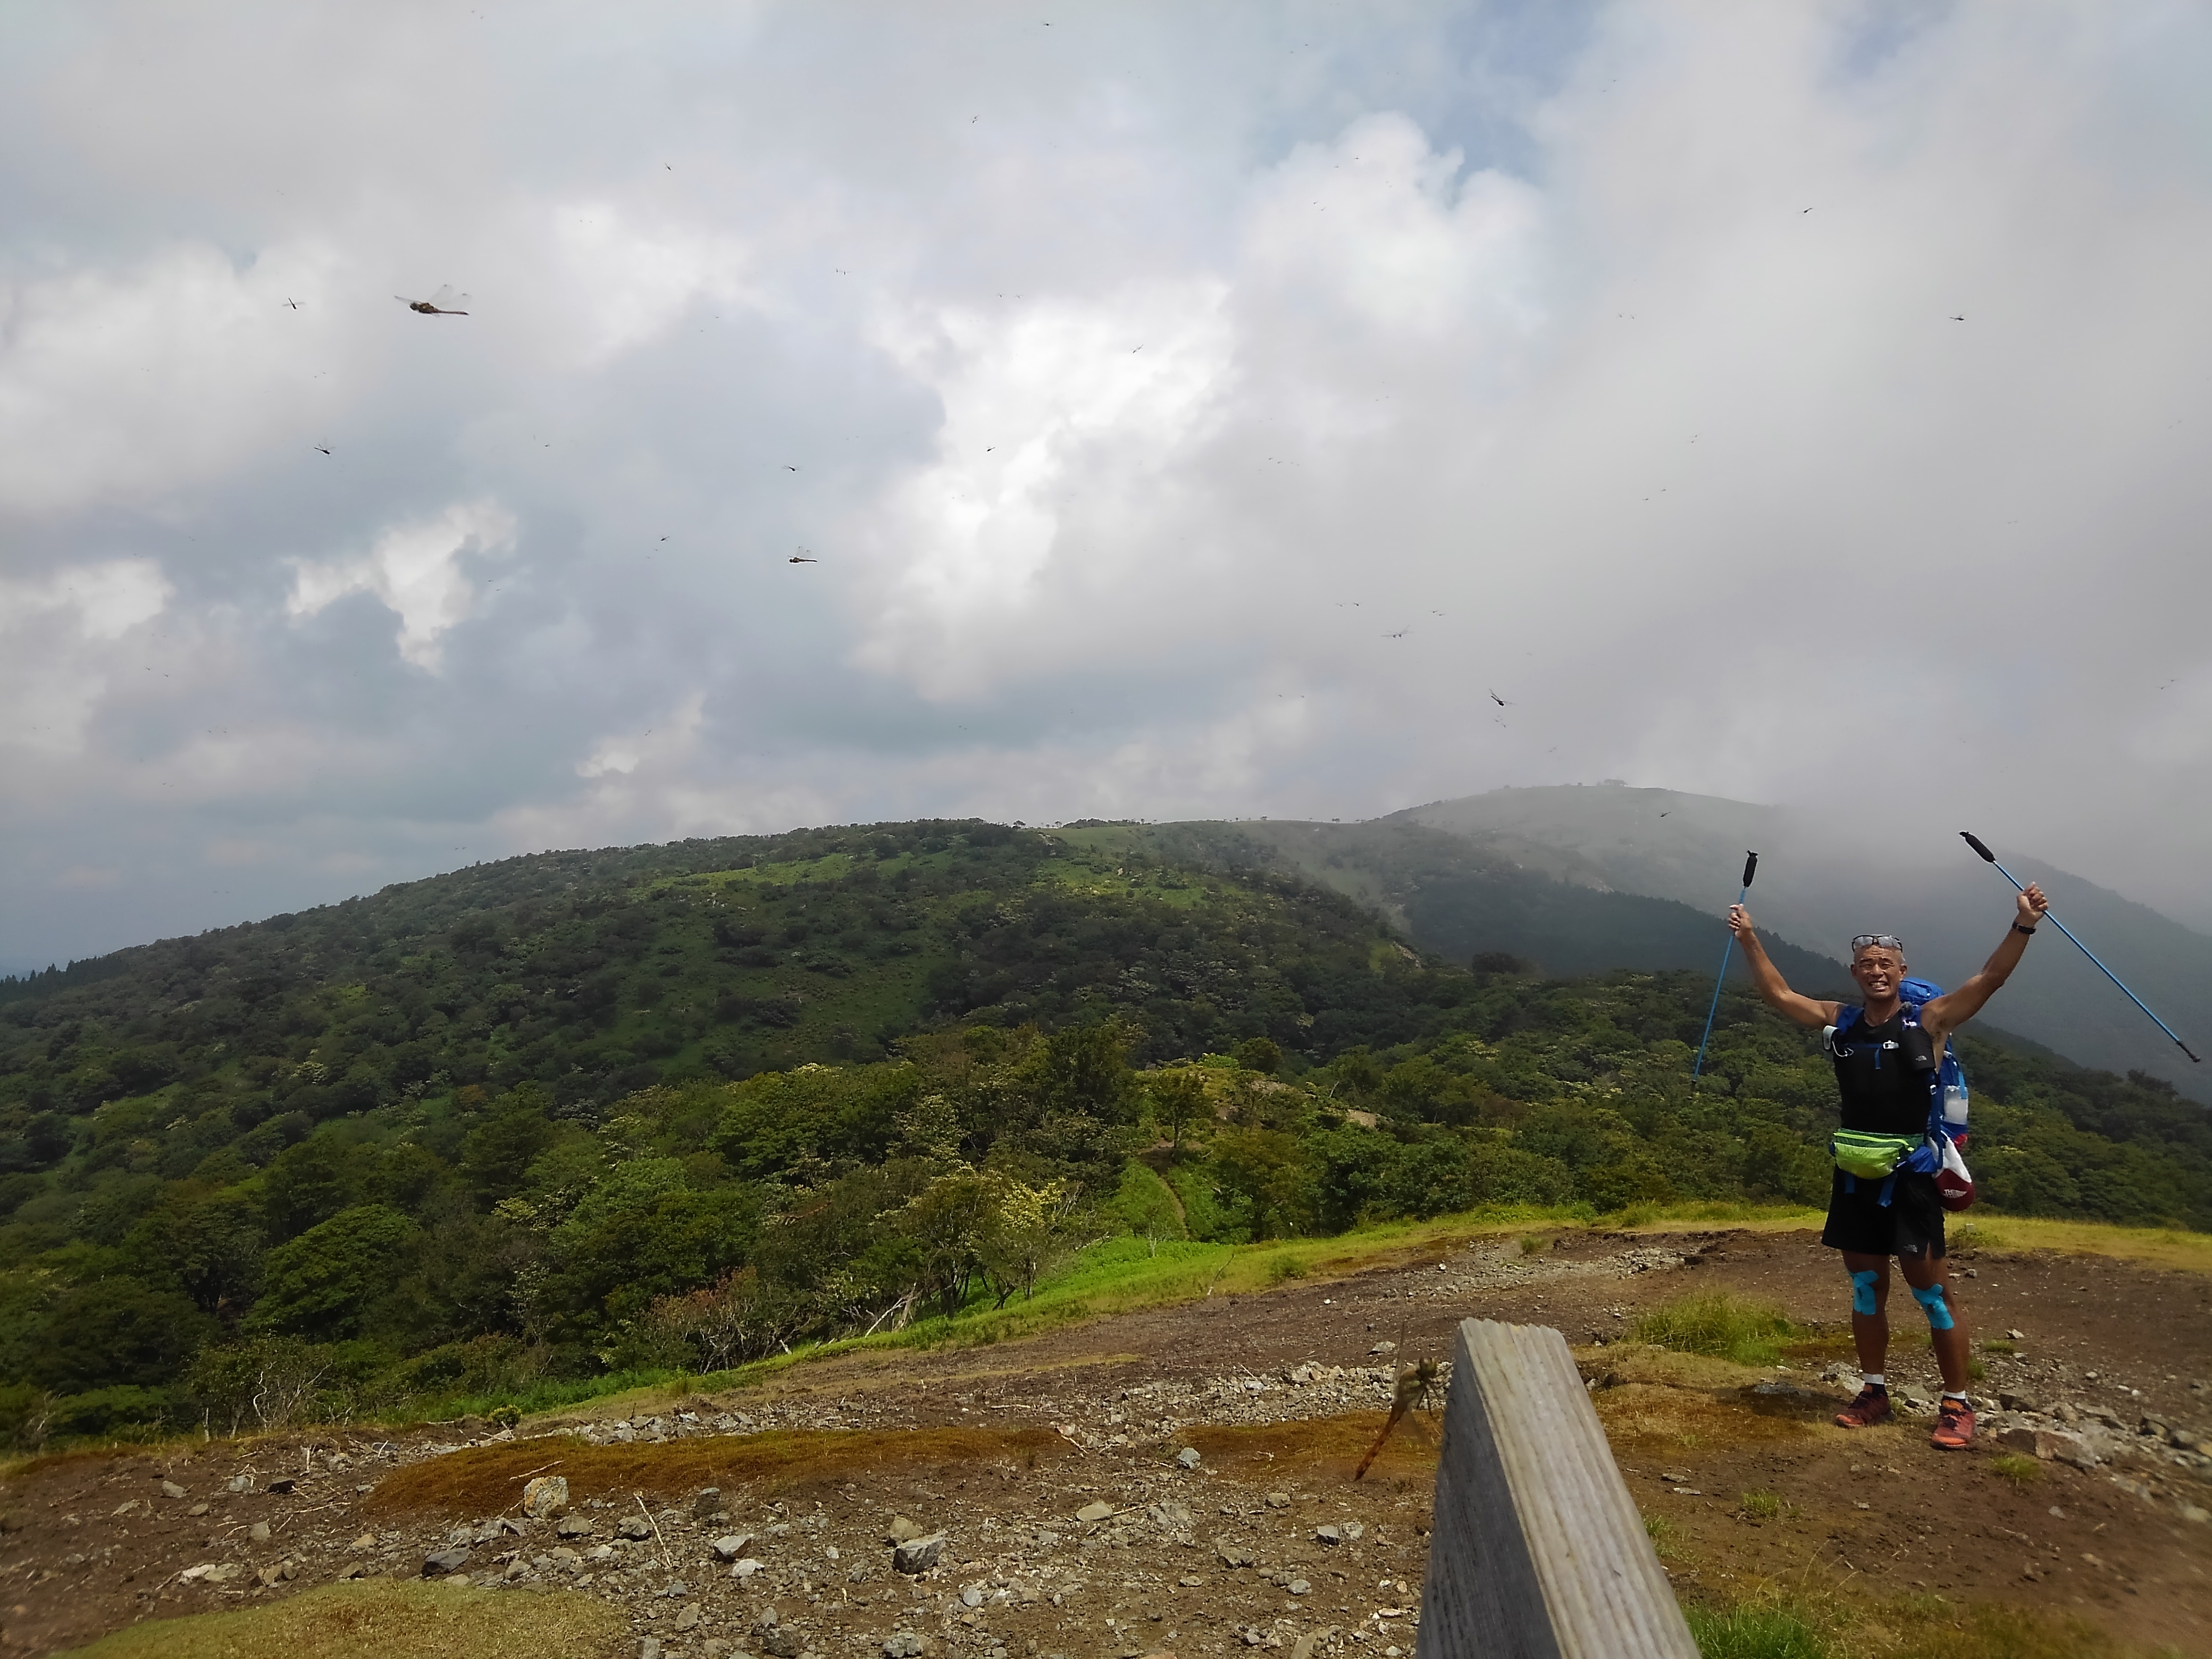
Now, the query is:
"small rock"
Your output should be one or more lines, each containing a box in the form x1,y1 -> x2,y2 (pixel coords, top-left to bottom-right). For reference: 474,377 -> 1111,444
2178,1505 -> 2209,1524
1370,1342 -> 1398,1356
712,1534 -> 756,1562
886,1515 -> 924,1544
1176,1448 -> 1202,1470
962,1586 -> 985,1608
188,1502 -> 209,1516
1216,1540 -> 1254,1568
1076,1501 -> 1116,1523
731,1559 -> 765,1578
1292,1637 -> 1319,1659
893,1533 -> 946,1574
763,1628 -> 803,1658
249,1521 -> 271,1544
1287,1579 -> 1310,1596
350,1533 -> 378,1551
1344,1522 -> 1365,1541
423,1547 -> 472,1577
227,1476 -> 252,1495
884,1632 -> 929,1657
1315,1524 -> 1341,1545
523,1476 -> 569,1519
2007,1329 -> 2025,1341
694,1488 -> 724,1521
1265,1492 -> 1290,1509
1999,1390 -> 2041,1414
266,1479 -> 295,1495
557,1514 -> 596,1539
162,1481 -> 187,1499
618,1516 -> 656,1541
641,1641 -> 663,1659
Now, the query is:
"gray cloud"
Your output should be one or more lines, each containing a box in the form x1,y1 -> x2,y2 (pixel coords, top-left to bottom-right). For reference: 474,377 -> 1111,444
3,0 -> 2210,973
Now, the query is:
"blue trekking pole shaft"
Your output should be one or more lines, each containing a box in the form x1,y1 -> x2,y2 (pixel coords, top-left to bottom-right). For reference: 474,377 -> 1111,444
1692,851 -> 1759,1082
1960,832 -> 2200,1063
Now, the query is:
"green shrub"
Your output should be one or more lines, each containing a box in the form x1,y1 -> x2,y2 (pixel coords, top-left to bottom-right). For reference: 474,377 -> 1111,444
1684,1603 -> 1830,1659
1737,1490 -> 1782,1522
1989,1452 -> 2040,1485
1632,1293 -> 1794,1367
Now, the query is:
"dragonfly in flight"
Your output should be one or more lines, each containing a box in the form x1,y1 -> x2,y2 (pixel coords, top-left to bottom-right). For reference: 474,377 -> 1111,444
396,286 -> 471,315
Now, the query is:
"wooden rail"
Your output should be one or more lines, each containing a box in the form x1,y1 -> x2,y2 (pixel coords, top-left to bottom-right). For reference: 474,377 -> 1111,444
1415,1319 -> 1698,1659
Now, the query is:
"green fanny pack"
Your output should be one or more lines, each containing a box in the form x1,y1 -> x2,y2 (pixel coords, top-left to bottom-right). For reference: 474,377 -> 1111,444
1831,1130 -> 1923,1181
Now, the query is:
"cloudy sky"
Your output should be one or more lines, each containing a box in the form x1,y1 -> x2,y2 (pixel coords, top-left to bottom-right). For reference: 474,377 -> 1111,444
4,0 -> 2210,973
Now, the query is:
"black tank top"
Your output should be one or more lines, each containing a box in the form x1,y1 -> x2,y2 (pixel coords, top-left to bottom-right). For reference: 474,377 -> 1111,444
1830,1010 -> 1932,1136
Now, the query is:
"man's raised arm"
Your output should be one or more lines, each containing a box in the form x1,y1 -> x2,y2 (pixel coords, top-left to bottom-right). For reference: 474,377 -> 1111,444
1727,906 -> 1840,1029
1923,883 -> 2050,1040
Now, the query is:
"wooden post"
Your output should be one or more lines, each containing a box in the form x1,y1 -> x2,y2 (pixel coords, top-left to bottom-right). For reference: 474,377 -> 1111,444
1415,1319 -> 1697,1659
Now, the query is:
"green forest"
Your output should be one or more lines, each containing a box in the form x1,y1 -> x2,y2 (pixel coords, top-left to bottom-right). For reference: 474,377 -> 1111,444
2,819 -> 2206,1448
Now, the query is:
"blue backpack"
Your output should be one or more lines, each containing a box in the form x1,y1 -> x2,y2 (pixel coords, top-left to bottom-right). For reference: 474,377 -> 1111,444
1827,978 -> 1971,1207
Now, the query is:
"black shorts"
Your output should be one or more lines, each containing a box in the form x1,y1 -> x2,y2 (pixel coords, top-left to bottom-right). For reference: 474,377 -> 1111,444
1820,1167 -> 1946,1260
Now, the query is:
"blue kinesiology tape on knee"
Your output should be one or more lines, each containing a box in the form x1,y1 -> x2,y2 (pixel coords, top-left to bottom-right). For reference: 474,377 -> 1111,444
1911,1282 -> 1955,1331
1849,1269 -> 1880,1317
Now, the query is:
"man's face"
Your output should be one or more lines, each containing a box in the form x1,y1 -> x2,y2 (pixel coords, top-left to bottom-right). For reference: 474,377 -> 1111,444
1851,946 -> 1905,1000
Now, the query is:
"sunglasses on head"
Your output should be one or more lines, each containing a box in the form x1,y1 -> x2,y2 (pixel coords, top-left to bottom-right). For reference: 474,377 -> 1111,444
1851,934 -> 1905,954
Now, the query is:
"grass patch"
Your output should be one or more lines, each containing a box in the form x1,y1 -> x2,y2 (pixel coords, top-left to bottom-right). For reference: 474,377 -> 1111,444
1267,1253 -> 1307,1284
1518,1233 -> 1552,1255
1642,1512 -> 1683,1561
1947,1215 -> 2212,1276
1737,1489 -> 1783,1522
1632,1293 -> 1795,1367
1882,1600 -> 2122,1658
1595,1382 -> 1809,1449
1684,1602 -> 1831,1659
1987,1452 -> 2040,1485
57,1579 -> 624,1659
362,1425 -> 1068,1520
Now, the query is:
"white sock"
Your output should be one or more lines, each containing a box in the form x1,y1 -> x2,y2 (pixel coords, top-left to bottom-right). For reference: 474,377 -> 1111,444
1862,1373 -> 1885,1387
1943,1390 -> 1970,1403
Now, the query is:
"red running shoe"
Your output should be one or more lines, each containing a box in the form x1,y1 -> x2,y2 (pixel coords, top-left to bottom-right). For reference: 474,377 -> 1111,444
1931,1399 -> 1976,1449
1834,1387 -> 1892,1429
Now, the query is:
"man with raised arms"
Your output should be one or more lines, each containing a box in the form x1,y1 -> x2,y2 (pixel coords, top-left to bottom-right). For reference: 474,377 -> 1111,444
1724,882 -> 2049,1449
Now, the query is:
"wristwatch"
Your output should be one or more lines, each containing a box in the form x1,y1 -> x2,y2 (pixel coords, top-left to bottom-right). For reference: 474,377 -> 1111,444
2013,923 -> 2037,936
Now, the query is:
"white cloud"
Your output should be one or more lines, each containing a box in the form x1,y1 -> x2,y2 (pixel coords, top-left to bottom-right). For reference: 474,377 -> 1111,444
852,281 -> 1234,696
6,0 -> 2212,969
551,203 -> 759,365
288,500 -> 518,669
0,240 -> 354,516
0,559 -> 170,754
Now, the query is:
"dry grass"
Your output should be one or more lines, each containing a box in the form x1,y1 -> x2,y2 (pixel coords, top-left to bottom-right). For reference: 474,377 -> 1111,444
363,1426 -> 1068,1519
57,1579 -> 626,1659
1180,1410 -> 1439,1488
1593,1382 -> 1811,1449
1948,1217 -> 2212,1276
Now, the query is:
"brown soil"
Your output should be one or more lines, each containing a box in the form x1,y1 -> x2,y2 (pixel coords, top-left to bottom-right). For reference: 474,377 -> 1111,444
3,1227 -> 2208,1658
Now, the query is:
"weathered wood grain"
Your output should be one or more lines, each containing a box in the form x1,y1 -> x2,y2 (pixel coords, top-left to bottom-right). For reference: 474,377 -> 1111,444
1415,1319 -> 1697,1659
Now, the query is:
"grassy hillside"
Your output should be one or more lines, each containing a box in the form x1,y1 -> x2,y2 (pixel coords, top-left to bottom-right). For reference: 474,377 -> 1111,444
1128,818 -> 1847,986
0,819 -> 2205,1450
1388,782 -> 2212,1102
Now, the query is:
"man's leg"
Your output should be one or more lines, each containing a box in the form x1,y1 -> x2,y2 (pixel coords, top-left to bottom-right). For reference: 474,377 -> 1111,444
1842,1251 -> 1890,1372
1834,1252 -> 1893,1428
1897,1252 -> 1970,1392
1898,1252 -> 1976,1448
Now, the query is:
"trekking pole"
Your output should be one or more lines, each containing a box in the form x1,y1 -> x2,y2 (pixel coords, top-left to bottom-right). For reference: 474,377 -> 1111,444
1959,831 -> 2200,1063
1691,851 -> 1758,1082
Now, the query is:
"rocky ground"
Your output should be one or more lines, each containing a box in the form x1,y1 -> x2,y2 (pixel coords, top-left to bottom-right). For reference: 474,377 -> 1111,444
3,1227 -> 2208,1658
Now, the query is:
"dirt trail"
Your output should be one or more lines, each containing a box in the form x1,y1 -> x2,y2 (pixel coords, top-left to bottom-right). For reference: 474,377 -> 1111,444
3,1228 -> 2207,1658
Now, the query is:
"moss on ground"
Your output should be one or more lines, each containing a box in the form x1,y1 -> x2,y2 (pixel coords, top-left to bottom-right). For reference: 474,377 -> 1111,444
58,1580 -> 625,1659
